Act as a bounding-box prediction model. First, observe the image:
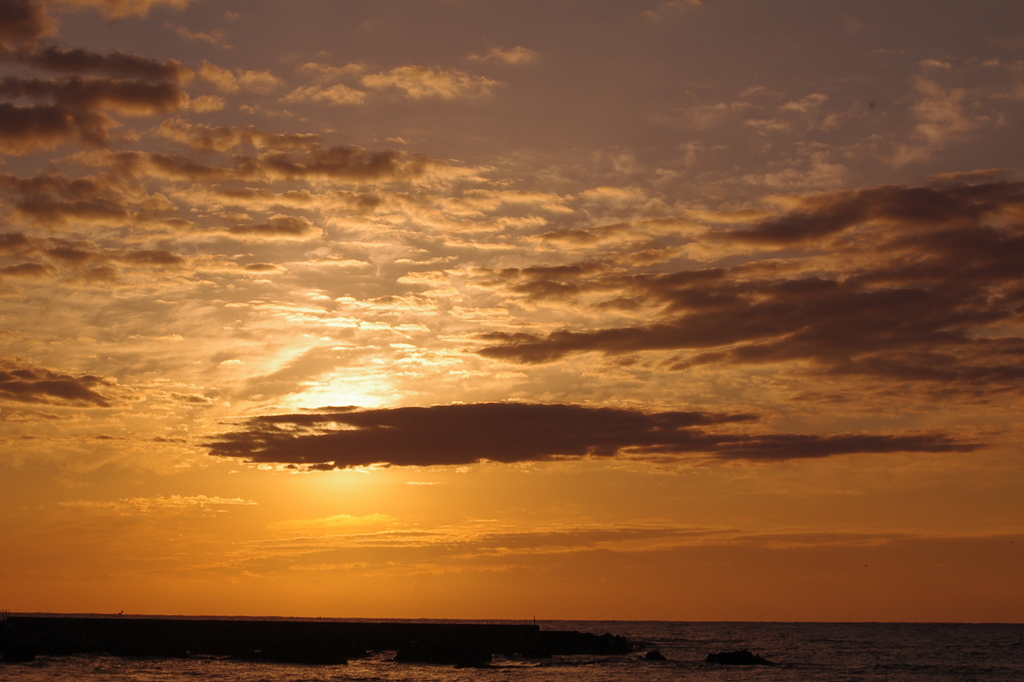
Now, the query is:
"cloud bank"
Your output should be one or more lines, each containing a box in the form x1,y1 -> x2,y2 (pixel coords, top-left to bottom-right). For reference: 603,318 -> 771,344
478,180 -> 1024,396
207,402 -> 978,469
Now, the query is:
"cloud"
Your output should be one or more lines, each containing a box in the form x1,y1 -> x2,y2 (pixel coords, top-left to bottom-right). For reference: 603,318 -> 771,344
186,94 -> 222,112
0,35 -> 190,154
271,513 -> 392,531
1,261 -> 55,277
199,60 -> 282,94
0,231 -> 31,253
779,92 -> 828,114
220,215 -> 322,241
15,46 -> 191,82
281,83 -> 366,106
0,360 -> 115,407
115,248 -> 183,265
643,0 -> 702,21
0,0 -> 54,50
0,170 -> 141,226
296,61 -> 365,81
476,180 -> 1024,395
0,75 -> 185,114
0,222 -> 187,279
62,494 -> 256,513
165,22 -> 228,47
727,181 -> 1024,245
894,76 -> 988,165
51,0 -> 193,20
94,144 -> 431,184
743,151 -> 847,190
206,402 -> 978,469
0,102 -> 77,153
361,65 -> 499,100
467,46 -> 538,64
155,118 -> 321,152
0,72 -> 186,152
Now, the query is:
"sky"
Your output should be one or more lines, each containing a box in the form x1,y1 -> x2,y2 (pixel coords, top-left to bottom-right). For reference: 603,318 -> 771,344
1,0 -> 1022,623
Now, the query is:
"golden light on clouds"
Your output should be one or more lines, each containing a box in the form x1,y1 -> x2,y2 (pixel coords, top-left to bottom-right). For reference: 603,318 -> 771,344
0,0 -> 1022,623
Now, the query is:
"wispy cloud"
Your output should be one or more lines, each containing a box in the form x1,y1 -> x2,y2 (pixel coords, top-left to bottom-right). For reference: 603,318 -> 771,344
199,61 -> 282,94
361,65 -> 500,100
62,494 -> 256,513
165,22 -> 230,48
467,46 -> 538,64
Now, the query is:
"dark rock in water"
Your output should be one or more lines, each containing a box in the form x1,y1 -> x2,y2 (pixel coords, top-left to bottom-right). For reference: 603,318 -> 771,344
705,649 -> 775,665
2,642 -> 37,663
517,645 -> 553,659
644,649 -> 667,660
536,630 -> 632,656
395,641 -> 491,667
260,642 -> 347,665
454,658 -> 491,669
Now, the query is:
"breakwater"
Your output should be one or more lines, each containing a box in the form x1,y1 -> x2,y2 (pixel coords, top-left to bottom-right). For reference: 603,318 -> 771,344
0,614 -> 633,665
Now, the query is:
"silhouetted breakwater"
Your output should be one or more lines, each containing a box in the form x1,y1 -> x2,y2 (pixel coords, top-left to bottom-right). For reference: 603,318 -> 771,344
0,614 -> 633,665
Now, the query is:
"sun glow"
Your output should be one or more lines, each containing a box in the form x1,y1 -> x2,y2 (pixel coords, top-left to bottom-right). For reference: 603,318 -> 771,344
288,371 -> 398,410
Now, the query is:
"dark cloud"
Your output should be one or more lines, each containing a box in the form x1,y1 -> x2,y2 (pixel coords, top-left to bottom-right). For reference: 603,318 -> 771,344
260,145 -> 429,182
169,392 -> 212,404
475,261 -> 616,302
0,231 -> 31,253
0,0 -> 52,51
0,261 -> 53,276
202,186 -> 317,206
206,402 -> 978,469
156,119 -> 321,152
225,215 -> 319,239
0,46 -> 187,153
539,223 -> 632,245
242,262 -> 278,272
0,3 -> 193,155
0,227 -> 184,278
106,145 -> 429,183
15,191 -> 130,223
115,249 -> 184,266
19,46 -> 190,82
0,171 -> 185,228
478,181 -> 1024,395
1,171 -> 132,225
44,244 -> 94,263
0,75 -> 185,115
0,360 -> 114,407
726,181 -> 1024,245
0,102 -> 76,153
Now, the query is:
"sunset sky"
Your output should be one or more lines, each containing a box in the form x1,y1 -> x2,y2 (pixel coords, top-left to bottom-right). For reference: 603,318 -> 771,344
1,0 -> 1023,623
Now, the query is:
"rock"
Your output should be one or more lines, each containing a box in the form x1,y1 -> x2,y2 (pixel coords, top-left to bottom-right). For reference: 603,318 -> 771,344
395,641 -> 492,667
261,643 -> 347,665
705,649 -> 775,665
1,641 -> 37,663
534,630 -> 633,655
644,649 -> 667,660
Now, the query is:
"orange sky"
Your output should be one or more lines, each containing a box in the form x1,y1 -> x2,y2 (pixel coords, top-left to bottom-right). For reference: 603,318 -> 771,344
1,0 -> 1022,622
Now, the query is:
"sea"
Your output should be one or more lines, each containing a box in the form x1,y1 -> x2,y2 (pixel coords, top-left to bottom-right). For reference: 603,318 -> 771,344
2,620 -> 1023,682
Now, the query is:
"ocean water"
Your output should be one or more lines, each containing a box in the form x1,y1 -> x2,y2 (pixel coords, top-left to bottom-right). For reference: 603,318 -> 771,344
3,620 -> 1023,681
